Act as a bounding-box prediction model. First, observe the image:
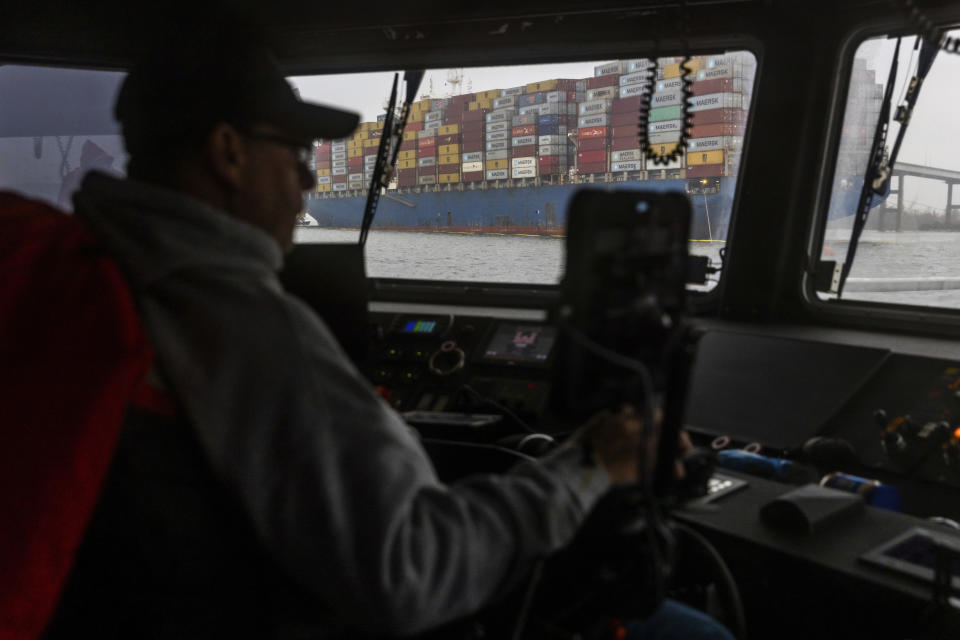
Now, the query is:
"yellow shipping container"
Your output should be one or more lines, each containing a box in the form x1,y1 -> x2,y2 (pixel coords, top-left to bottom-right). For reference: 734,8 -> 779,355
317,184 -> 332,193
662,58 -> 707,79
399,150 -> 416,160
403,131 -> 418,141
317,169 -> 331,177
687,149 -> 724,166
468,102 -> 479,111
438,124 -> 460,135
412,100 -> 432,112
479,89 -> 500,100
398,159 -> 417,169
526,79 -> 558,93
476,98 -> 493,109
409,111 -> 424,122
439,173 -> 460,184
362,139 -> 380,148
348,148 -> 363,158
439,153 -> 459,165
486,159 -> 508,171
439,144 -> 460,155
646,142 -> 680,156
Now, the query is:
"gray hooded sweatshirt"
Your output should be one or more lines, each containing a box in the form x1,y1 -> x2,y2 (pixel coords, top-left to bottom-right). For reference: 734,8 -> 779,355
72,172 -> 610,637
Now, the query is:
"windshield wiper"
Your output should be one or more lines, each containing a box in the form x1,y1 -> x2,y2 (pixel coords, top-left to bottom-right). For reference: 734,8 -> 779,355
836,32 -> 941,298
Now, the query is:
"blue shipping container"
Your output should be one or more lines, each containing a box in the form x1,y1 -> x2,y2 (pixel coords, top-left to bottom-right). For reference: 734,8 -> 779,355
538,114 -> 560,126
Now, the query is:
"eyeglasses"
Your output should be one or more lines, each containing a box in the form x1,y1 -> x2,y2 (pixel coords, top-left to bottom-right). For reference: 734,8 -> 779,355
237,128 -> 313,168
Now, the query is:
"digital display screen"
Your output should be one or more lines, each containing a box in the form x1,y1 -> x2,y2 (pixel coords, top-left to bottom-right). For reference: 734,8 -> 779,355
482,323 -> 557,364
401,319 -> 438,334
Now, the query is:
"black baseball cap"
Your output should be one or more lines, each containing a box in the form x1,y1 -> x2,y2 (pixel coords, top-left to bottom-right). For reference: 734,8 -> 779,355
116,34 -> 359,152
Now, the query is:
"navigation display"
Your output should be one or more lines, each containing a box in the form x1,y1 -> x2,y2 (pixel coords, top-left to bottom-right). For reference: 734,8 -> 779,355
482,323 -> 556,365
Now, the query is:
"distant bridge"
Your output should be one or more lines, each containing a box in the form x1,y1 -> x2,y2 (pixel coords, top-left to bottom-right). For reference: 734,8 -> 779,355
879,162 -> 960,231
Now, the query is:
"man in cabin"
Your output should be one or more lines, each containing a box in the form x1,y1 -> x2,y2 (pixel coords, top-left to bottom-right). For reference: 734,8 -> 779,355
46,31 -> 733,640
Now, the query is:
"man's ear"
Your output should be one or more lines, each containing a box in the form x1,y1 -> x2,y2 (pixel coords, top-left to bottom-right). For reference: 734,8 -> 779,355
204,123 -> 246,191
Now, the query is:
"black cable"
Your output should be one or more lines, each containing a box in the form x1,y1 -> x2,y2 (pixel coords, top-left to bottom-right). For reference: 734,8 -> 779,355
418,437 -> 537,463
673,522 -> 747,640
458,384 -> 539,434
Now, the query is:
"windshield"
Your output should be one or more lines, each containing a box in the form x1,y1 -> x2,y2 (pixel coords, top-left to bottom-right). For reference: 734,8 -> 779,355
819,29 -> 960,309
290,53 -> 756,289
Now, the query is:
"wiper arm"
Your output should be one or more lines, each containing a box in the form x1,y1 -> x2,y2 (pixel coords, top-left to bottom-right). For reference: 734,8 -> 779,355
837,31 -> 942,297
359,70 -> 424,247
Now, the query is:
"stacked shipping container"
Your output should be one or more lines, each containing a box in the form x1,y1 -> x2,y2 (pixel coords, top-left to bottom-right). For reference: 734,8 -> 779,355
317,53 -> 754,193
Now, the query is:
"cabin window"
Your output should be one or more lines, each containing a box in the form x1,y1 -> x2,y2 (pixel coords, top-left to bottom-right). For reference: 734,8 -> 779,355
290,52 -> 757,289
0,66 -> 127,211
818,28 -> 960,309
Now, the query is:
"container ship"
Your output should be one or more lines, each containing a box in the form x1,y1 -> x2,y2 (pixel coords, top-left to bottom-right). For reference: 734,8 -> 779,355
306,55 -> 754,240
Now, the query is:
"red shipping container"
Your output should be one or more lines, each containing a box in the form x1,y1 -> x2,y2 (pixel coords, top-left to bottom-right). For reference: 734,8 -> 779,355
437,134 -> 459,145
690,123 -> 745,137
692,108 -> 748,126
586,75 -> 618,90
398,177 -> 417,187
333,174 -> 348,183
578,161 -> 608,173
461,142 -> 484,153
568,90 -> 579,101
577,138 -> 608,152
407,122 -> 425,131
612,125 -> 642,138
462,171 -> 484,182
461,109 -> 489,122
461,120 -> 484,134
418,136 -> 436,148
610,111 -> 641,127
611,136 -> 642,151
577,150 -> 607,164
400,140 -> 417,150
370,130 -> 383,139
690,78 -> 739,96
513,145 -> 536,157
578,126 -> 608,139
611,96 -> 646,114
511,125 -> 537,137
461,131 -> 484,145
348,158 -> 363,168
438,163 -> 459,173
686,164 -> 725,179
418,146 -> 436,157
397,168 -> 417,179
316,161 -> 331,170
417,168 -> 437,176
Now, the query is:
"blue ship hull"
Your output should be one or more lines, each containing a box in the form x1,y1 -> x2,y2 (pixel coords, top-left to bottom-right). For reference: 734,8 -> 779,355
307,178 -> 737,240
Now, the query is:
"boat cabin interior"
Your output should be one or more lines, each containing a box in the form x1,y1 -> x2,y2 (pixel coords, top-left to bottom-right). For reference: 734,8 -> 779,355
5,0 -> 960,638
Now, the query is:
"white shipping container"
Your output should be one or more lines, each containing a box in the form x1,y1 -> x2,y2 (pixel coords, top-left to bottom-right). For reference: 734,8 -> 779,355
538,135 -> 563,145
461,161 -> 484,172
611,149 -> 643,162
578,99 -> 611,116
648,119 -> 683,133
586,87 -> 617,101
332,183 -> 347,191
486,149 -> 509,160
417,157 -> 436,167
619,84 -> 649,99
418,175 -> 437,185
486,141 -> 508,152
512,114 -> 538,126
418,129 -> 435,139
348,173 -> 362,181
538,144 -> 564,156
364,156 -> 377,165
648,131 -> 681,145
462,151 -> 483,163
619,71 -> 652,86
657,78 -> 684,92
697,65 -> 734,81
535,103 -> 562,115
568,103 -> 579,115
645,155 -> 684,170
486,169 -> 509,180
502,86 -> 525,97
688,136 -> 743,152
512,135 -> 536,147
331,143 -> 346,151
487,131 -> 509,142
688,92 -> 743,111
611,161 -> 643,172
424,111 -> 443,122
332,167 -> 347,175
578,114 -> 609,128
348,183 -> 363,190
545,90 -> 567,103
486,121 -> 508,132
424,120 -> 441,130
332,151 -> 346,161
511,157 -> 536,169
493,96 -> 516,109
626,59 -> 655,73
317,176 -> 332,184
332,159 -> 346,168
486,110 -> 509,123
517,105 -> 542,116
650,89 -> 684,107
594,61 -> 620,77
512,166 -> 538,178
